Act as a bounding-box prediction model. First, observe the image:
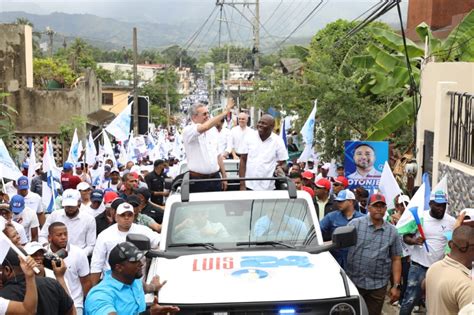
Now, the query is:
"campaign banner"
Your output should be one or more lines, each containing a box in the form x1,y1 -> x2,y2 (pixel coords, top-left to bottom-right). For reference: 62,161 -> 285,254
344,141 -> 388,190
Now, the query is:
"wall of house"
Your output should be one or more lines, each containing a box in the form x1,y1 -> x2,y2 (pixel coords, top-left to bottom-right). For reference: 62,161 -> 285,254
439,162 -> 474,214
11,69 -> 102,134
416,62 -> 474,186
101,88 -> 130,115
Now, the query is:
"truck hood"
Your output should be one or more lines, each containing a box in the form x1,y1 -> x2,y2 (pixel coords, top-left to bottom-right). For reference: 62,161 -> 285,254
147,250 -> 358,304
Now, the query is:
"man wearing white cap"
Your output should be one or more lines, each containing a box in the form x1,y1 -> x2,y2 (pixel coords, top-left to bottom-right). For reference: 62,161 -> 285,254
90,202 -> 161,286
319,189 -> 364,268
77,182 -> 92,213
39,189 -> 96,256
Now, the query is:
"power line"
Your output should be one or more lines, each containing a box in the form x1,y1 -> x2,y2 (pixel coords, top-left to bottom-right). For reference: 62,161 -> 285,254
262,0 -> 283,26
182,6 -> 219,51
278,0 -> 327,47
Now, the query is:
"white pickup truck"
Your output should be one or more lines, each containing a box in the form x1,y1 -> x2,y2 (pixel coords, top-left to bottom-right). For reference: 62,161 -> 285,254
145,176 -> 368,314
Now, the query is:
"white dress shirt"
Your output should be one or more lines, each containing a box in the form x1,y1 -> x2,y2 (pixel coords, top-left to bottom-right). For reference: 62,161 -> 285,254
231,125 -> 251,154
183,123 -> 220,174
240,131 -> 289,191
82,203 -> 105,218
90,223 -> 161,274
217,127 -> 232,155
39,209 -> 96,256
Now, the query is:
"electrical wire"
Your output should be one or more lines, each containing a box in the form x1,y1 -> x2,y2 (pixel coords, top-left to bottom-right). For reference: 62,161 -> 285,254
262,0 -> 283,26
278,0 -> 327,47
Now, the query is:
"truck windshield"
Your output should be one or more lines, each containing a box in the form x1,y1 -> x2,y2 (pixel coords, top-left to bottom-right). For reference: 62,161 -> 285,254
168,198 -> 316,248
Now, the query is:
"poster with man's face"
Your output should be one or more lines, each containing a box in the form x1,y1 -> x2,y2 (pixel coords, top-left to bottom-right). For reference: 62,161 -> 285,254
344,141 -> 388,190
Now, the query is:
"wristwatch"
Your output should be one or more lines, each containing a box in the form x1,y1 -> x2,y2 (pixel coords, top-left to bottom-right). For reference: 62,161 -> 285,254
392,283 -> 402,290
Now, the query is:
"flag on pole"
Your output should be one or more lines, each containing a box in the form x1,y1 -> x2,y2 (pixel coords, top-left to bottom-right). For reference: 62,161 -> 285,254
105,103 -> 132,141
67,129 -> 80,163
280,118 -> 287,148
85,131 -> 97,166
300,99 -> 317,146
27,141 -> 37,181
0,139 -> 23,181
431,174 -> 447,197
42,138 -> 58,213
422,173 -> 431,211
378,161 -> 403,210
396,183 -> 429,251
102,130 -> 118,166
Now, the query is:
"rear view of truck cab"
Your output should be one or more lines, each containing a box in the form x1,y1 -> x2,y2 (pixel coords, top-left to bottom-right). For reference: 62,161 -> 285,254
146,177 -> 368,314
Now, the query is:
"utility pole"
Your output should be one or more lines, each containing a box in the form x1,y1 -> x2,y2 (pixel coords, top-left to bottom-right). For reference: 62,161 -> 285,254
253,0 -> 260,75
132,27 -> 139,135
46,27 -> 54,57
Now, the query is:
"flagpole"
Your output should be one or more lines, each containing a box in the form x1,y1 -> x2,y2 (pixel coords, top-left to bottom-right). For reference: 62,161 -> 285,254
93,129 -> 104,142
1,176 -> 6,194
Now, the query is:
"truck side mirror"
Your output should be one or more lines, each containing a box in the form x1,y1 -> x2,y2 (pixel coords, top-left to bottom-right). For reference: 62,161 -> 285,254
126,233 -> 151,251
332,226 -> 357,249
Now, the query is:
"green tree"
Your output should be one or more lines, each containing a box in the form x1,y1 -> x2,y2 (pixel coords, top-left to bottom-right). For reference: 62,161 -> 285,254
209,45 -> 253,68
33,58 -> 76,88
161,45 -> 197,70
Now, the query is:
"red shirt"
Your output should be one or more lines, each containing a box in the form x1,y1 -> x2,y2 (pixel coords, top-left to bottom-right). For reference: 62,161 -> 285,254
61,173 -> 82,190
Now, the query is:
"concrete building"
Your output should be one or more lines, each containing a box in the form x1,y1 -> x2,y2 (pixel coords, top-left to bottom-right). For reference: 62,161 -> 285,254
406,0 -> 474,40
415,62 -> 474,213
98,63 -> 168,83
1,23 -> 105,162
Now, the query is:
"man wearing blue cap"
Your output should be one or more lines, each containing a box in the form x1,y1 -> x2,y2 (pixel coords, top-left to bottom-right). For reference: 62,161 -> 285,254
399,190 -> 456,315
16,176 -> 45,226
10,195 -> 39,242
320,189 -> 364,268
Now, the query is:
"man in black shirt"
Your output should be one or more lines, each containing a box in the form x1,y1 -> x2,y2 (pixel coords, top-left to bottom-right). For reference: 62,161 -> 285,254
95,197 -> 125,236
135,187 -> 164,224
0,248 -> 75,315
144,159 -> 169,206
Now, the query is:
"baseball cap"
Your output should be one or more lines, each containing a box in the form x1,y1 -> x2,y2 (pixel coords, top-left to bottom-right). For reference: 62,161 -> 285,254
24,241 -> 46,255
302,171 -> 314,180
369,193 -> 387,206
429,190 -> 448,204
116,202 -> 134,215
77,182 -> 91,191
336,163 -> 344,169
22,162 -> 29,169
16,176 -> 29,190
315,178 -> 331,191
10,195 -> 25,214
333,176 -> 349,188
108,242 -> 144,269
104,191 -> 119,207
62,189 -> 81,207
111,198 -> 126,210
321,162 -> 331,170
307,158 -> 314,163
126,195 -> 141,207
63,162 -> 74,171
301,186 -> 315,198
104,164 -> 112,172
34,162 -> 42,171
75,162 -> 83,169
91,189 -> 104,202
135,187 -> 151,201
110,167 -> 120,174
335,189 -> 356,202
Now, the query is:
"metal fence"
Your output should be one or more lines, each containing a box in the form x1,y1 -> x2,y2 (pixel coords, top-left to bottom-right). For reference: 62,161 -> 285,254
448,92 -> 474,167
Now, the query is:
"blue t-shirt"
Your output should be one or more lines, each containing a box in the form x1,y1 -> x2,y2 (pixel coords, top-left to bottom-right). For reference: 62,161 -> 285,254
85,270 -> 146,315
320,210 -> 365,268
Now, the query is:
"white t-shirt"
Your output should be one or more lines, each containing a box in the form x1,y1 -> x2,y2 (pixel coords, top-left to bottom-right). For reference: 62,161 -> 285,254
217,128 -> 232,155
182,123 -> 220,174
410,211 -> 455,267
0,297 -> 9,315
47,244 -> 90,308
240,131 -> 289,191
12,206 -> 39,242
231,126 -> 251,154
39,209 -> 96,256
90,223 -> 161,274
24,191 -> 44,214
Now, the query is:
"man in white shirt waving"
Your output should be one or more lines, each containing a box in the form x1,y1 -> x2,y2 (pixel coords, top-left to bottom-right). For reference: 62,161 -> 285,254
182,98 -> 235,193
239,114 -> 288,191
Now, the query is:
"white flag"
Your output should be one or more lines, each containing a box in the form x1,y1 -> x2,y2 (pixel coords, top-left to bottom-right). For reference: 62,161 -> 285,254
103,131 -> 117,166
27,142 -> 37,180
86,131 -> 97,166
105,103 -> 132,141
378,161 -> 403,210
67,129 -> 80,163
0,139 -> 22,181
300,99 -> 317,145
42,139 -> 58,213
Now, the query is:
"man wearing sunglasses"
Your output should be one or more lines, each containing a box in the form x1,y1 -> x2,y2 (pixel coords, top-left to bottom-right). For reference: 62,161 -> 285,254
425,224 -> 474,315
85,242 -> 179,315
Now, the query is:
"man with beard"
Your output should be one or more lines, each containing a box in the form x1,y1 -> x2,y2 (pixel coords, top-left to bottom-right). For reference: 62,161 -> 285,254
39,189 -> 96,256
85,242 -> 179,315
399,191 -> 456,315
347,144 -> 382,180
239,114 -> 288,191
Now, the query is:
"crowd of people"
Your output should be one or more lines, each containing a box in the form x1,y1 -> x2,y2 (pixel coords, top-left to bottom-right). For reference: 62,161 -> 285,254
0,97 -> 472,315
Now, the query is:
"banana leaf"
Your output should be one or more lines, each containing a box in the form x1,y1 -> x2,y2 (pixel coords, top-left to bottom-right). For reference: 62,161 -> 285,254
371,27 -> 424,59
366,98 -> 414,140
